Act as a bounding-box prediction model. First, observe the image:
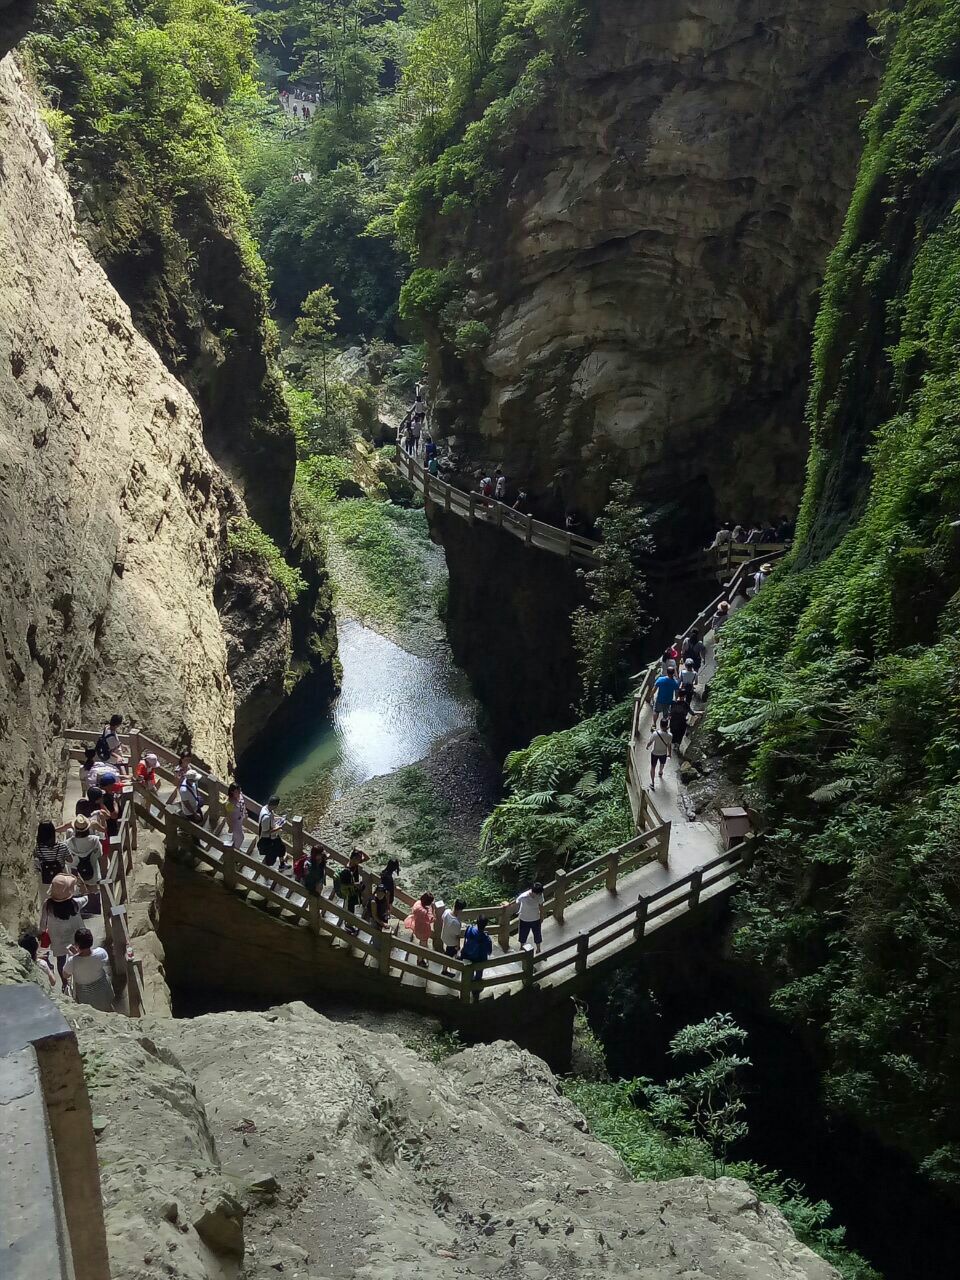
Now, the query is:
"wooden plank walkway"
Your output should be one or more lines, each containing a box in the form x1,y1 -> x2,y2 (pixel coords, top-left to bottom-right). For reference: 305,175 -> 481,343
59,552 -> 785,1015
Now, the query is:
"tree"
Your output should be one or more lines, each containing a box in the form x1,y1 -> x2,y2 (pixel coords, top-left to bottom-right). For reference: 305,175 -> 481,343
642,1014 -> 751,1177
295,284 -> 340,414
571,479 -> 655,712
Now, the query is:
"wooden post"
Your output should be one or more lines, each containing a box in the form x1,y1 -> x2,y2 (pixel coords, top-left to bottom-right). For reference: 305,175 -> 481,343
292,816 -> 304,861
521,947 -> 535,989
164,806 -> 178,854
128,960 -> 144,1018
309,891 -> 321,933
525,512 -> 533,545
206,778 -> 221,835
423,472 -> 431,508
378,929 -> 392,975
689,867 -> 703,909
605,846 -> 620,893
553,870 -> 567,924
444,483 -> 451,513
468,493 -> 476,525
638,787 -> 649,831
129,786 -> 139,852
658,820 -> 671,867
222,844 -> 236,889
460,964 -> 472,1002
432,911 -> 444,949
116,842 -> 129,905
634,896 -> 648,941
575,933 -> 589,975
566,531 -> 573,556
99,884 -> 112,954
495,502 -> 504,529
497,903 -> 511,951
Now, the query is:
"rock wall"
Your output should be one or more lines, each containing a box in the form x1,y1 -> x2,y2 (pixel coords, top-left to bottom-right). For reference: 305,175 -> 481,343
0,53 -> 243,926
424,0 -> 876,534
434,509 -> 589,748
0,930 -> 840,1280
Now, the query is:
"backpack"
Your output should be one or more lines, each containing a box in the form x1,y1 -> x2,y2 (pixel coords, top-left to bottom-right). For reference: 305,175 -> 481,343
75,849 -> 96,880
461,926 -> 487,962
94,729 -> 112,762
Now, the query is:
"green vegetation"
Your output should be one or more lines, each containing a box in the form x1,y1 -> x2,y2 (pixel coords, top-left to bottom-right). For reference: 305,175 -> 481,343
480,704 -> 633,884
565,1014 -> 877,1280
386,765 -> 470,884
708,0 -> 960,1179
571,479 -> 655,712
227,517 -> 307,600
566,1077 -> 878,1280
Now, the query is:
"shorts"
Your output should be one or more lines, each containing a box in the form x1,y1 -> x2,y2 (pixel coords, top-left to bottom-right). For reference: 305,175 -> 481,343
259,837 -> 284,866
519,919 -> 542,946
444,944 -> 459,957
653,702 -> 673,720
651,754 -> 668,766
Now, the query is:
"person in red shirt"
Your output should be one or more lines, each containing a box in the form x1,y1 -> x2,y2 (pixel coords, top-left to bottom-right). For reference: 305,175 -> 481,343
135,752 -> 160,792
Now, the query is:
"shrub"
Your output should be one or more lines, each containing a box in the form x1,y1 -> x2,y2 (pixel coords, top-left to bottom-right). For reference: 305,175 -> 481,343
226,517 -> 306,601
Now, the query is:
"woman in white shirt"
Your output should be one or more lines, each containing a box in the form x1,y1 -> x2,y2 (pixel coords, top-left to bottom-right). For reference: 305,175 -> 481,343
63,928 -> 114,1012
39,875 -> 88,987
227,783 -> 247,849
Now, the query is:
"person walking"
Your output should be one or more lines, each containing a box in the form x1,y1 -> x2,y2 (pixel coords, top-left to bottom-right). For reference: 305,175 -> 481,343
681,630 -> 706,672
669,696 -> 702,756
96,714 -> 130,773
79,746 -> 97,798
179,769 -> 205,825
650,668 -> 680,722
404,892 -> 436,967
168,751 -> 192,804
494,467 -> 507,502
256,796 -> 287,869
427,453 -> 439,477
64,816 -> 103,911
646,717 -> 673,790
39,875 -> 88,987
135,752 -> 160,792
63,929 -> 114,1012
460,915 -> 492,994
226,783 -> 246,849
710,599 -> 730,633
18,933 -> 55,987
363,883 -> 391,932
303,847 -> 328,896
679,657 -> 698,696
380,859 -> 401,911
439,899 -> 465,973
753,562 -> 773,594
34,820 -> 71,885
337,861 -> 363,933
515,882 -> 545,953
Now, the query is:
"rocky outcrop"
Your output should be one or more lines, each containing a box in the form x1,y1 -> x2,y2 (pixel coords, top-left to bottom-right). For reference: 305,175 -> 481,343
0,54 -> 238,927
1,966 -> 839,1280
423,0 -> 876,534
434,509 -> 589,748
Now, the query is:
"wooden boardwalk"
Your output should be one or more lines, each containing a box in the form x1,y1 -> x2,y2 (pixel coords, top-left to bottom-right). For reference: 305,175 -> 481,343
60,553 -> 786,1017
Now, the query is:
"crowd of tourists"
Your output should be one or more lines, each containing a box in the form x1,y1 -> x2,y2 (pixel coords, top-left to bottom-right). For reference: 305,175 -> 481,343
278,86 -> 318,120
709,516 -> 794,547
19,712 -> 551,1002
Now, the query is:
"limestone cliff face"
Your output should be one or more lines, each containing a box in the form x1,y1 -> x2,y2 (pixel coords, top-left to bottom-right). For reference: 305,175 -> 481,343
0,926 -> 840,1280
0,55 -> 244,925
425,0 -> 876,532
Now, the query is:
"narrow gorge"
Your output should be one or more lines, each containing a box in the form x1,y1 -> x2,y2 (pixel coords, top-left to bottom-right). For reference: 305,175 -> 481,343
4,0 -> 960,1278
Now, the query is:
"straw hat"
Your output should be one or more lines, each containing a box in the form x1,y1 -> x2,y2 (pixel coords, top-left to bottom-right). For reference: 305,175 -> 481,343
760,562 -> 773,573
47,873 -> 80,902
72,814 -> 90,832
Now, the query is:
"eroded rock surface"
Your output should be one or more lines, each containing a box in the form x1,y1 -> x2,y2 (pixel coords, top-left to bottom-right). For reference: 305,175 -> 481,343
56,999 -> 839,1280
427,0 -> 876,530
0,54 -> 240,925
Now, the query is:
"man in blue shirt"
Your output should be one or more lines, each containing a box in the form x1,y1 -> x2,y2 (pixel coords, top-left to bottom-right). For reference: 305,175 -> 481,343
650,669 -> 680,721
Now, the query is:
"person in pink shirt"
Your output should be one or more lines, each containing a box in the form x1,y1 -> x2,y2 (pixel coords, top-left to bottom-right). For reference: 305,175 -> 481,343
404,893 -> 436,967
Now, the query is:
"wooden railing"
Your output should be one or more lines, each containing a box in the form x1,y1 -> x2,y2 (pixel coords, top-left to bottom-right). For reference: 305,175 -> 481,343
626,546 -> 788,823
93,793 -> 145,1017
393,451 -> 787,584
61,727 -> 714,1000
393,450 -> 601,564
